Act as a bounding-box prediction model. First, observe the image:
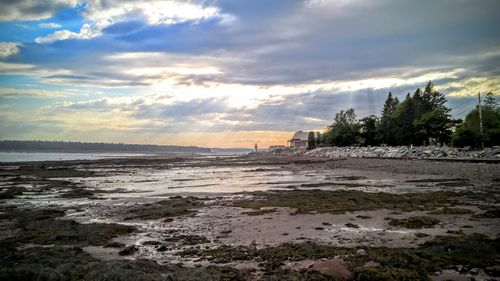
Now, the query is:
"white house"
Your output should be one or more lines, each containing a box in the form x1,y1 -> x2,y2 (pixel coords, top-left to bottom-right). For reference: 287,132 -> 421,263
287,131 -> 310,148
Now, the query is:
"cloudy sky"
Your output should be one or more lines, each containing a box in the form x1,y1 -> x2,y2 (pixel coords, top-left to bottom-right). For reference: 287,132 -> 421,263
0,0 -> 499,148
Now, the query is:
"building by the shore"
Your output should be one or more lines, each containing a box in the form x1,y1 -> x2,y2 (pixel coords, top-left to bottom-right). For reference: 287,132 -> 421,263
287,131 -> 310,149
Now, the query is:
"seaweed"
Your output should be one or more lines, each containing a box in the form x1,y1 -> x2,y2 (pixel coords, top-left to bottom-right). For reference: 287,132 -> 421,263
233,190 -> 479,214
388,216 -> 440,229
124,196 -> 204,220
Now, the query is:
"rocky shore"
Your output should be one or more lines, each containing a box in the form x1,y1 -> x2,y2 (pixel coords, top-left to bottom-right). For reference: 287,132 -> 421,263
1,155 -> 499,280
273,145 -> 500,160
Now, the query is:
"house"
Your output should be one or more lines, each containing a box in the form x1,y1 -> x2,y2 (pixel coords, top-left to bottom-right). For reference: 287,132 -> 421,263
287,131 -> 310,148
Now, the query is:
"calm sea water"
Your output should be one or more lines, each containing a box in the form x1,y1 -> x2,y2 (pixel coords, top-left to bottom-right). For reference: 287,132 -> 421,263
0,151 -> 148,163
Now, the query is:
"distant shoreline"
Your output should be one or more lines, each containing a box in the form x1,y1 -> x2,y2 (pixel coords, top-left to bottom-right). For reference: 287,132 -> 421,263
0,140 -> 211,154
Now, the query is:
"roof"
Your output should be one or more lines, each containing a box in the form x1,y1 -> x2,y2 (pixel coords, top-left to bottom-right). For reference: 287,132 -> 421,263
290,131 -> 309,141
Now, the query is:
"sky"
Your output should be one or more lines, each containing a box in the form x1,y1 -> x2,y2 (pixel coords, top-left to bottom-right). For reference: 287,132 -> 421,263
0,0 -> 499,148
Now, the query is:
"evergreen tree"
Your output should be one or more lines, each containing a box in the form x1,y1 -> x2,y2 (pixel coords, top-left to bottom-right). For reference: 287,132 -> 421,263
394,93 -> 417,145
484,92 -> 498,109
377,92 -> 399,145
413,81 -> 455,145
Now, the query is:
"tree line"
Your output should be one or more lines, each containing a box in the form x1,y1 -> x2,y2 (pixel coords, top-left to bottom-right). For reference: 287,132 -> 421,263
0,140 -> 212,153
313,81 -> 499,148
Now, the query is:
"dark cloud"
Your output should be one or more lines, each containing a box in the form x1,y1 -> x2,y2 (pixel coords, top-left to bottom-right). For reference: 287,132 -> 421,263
0,0 -> 75,21
133,97 -> 231,120
11,0 -> 499,88
1,0 -> 499,139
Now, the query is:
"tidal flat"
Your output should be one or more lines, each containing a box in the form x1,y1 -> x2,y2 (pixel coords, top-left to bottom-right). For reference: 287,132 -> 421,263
1,154 -> 499,280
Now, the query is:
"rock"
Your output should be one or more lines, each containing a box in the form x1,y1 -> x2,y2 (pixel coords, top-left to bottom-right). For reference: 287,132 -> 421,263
142,240 -> 162,246
454,265 -> 464,272
363,260 -> 380,268
356,249 -> 366,255
118,245 -> 138,256
103,241 -> 125,248
485,265 -> 500,277
345,223 -> 360,229
311,259 -> 352,280
157,245 -> 168,252
469,268 -> 479,275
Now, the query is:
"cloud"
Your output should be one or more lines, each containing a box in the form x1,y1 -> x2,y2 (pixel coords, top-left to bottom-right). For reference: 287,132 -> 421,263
0,109 -> 65,139
82,0 -> 224,26
0,42 -> 20,58
0,87 -> 71,99
2,0 -> 500,146
38,22 -> 62,28
35,0 -> 230,44
35,23 -> 99,43
0,62 -> 35,74
0,0 -> 78,21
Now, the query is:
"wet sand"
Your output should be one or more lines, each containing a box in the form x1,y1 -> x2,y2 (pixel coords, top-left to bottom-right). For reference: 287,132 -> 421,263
1,154 -> 499,280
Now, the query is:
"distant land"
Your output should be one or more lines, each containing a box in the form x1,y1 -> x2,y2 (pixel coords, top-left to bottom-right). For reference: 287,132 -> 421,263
0,140 -> 211,154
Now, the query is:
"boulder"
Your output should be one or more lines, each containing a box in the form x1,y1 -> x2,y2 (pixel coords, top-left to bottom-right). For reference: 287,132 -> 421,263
311,259 -> 352,280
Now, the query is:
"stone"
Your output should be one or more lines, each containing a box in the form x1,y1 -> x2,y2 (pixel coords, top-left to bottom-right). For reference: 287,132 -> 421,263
485,265 -> 500,277
118,245 -> 138,256
345,223 -> 360,228
142,240 -> 162,246
103,241 -> 125,248
311,259 -> 352,280
356,249 -> 366,255
157,245 -> 168,252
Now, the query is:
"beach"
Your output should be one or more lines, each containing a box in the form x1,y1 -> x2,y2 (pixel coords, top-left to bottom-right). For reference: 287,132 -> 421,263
1,154 -> 499,280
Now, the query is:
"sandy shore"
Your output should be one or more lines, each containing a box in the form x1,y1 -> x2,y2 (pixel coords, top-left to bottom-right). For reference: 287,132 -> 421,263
1,154 -> 499,280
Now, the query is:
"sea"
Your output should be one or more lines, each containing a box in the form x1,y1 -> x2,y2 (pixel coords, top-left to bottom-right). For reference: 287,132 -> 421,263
0,151 -> 148,163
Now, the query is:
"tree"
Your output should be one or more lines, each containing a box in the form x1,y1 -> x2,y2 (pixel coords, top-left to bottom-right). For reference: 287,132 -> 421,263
319,81 -> 456,147
453,93 -> 500,147
377,92 -> 399,145
307,131 -> 316,150
414,108 -> 456,145
392,82 -> 454,145
322,108 -> 360,146
360,115 -> 379,146
394,93 -> 417,145
484,92 -> 498,109
315,132 -> 322,147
